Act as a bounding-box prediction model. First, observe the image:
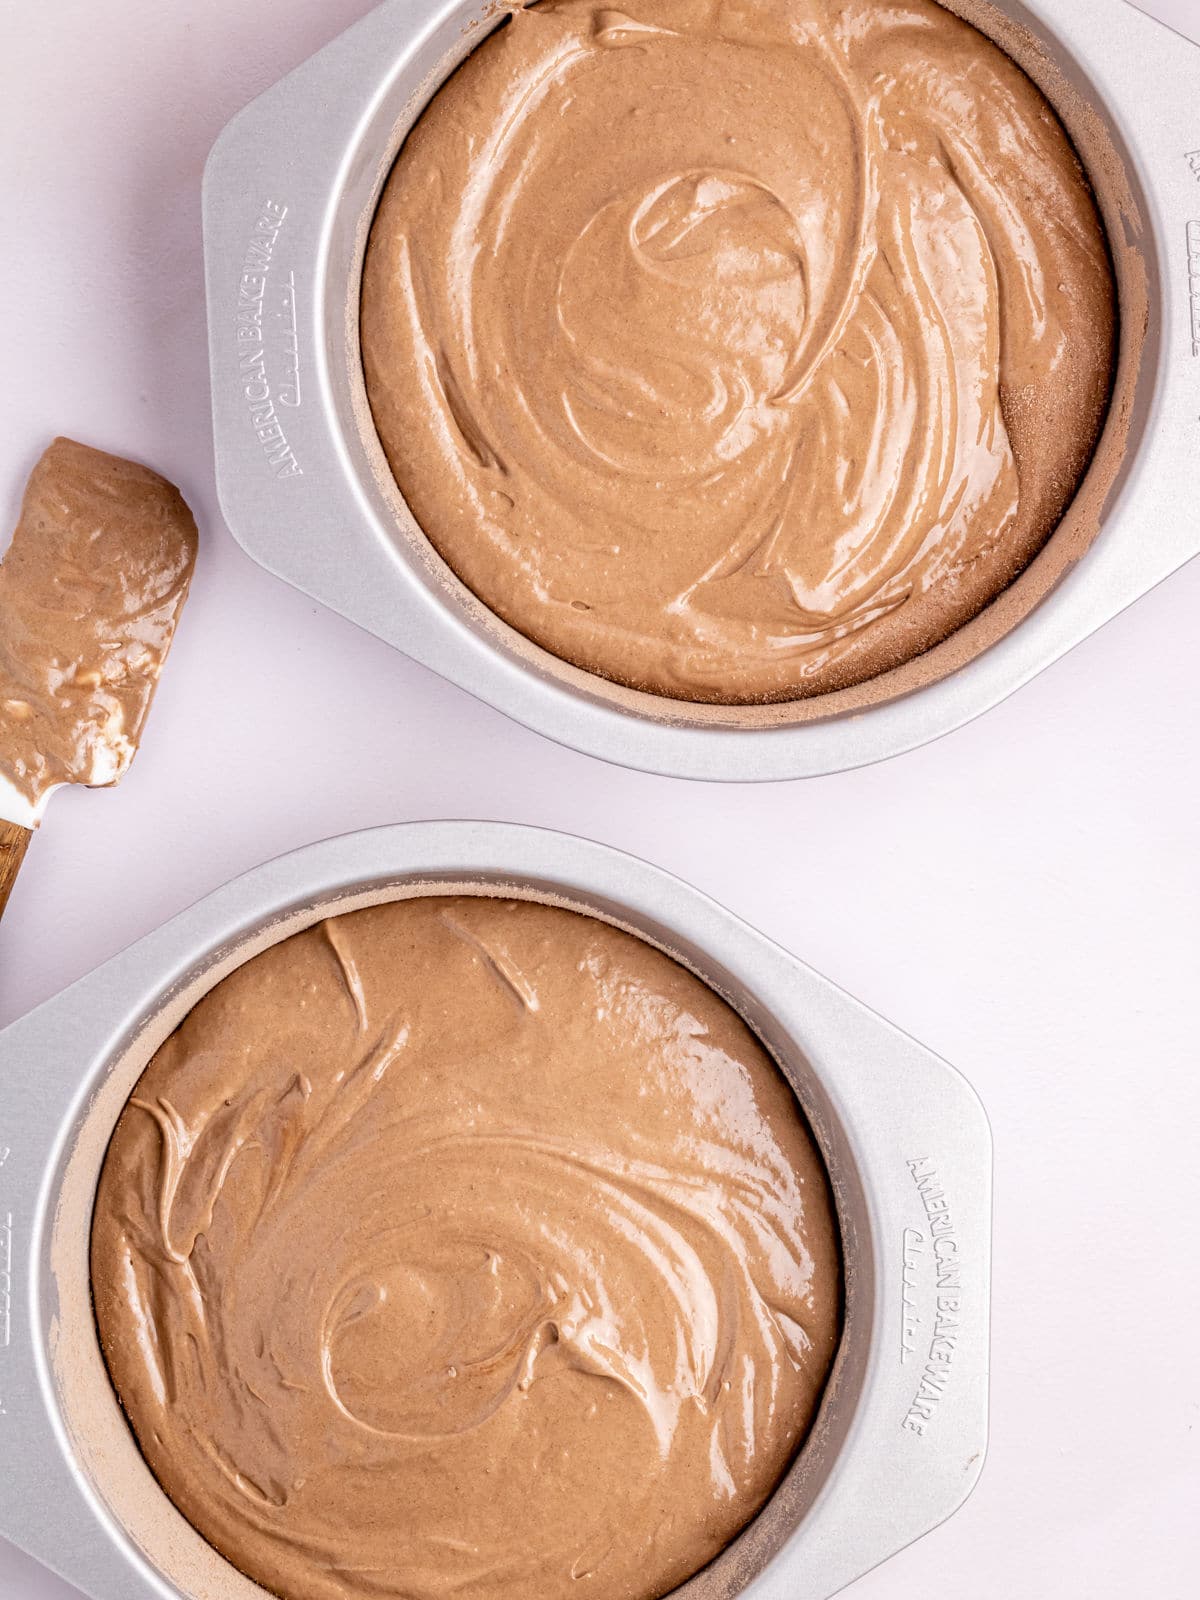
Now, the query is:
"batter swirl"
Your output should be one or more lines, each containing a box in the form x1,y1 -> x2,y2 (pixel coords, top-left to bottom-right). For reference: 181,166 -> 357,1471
93,896 -> 841,1600
362,0 -> 1115,702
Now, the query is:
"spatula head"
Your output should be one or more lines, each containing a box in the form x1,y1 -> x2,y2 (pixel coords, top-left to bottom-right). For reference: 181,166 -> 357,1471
0,438 -> 197,827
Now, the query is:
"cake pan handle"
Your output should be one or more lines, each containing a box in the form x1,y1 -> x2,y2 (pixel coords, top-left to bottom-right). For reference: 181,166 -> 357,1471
856,1040 -> 992,1554
1083,0 -> 1200,584
0,1076 -> 89,1587
201,114 -> 397,624
747,1009 -> 992,1599
202,0 -> 470,654
0,1098 -> 52,1556
0,1008 -> 167,1596
0,1143 -> 120,1594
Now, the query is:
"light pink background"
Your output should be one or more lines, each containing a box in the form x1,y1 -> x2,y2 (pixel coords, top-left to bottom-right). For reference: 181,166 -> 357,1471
1,1 -> 1198,1596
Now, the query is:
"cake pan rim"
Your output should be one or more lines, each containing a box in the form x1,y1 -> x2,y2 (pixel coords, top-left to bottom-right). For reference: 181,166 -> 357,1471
0,820 -> 992,1600
202,0 -> 1200,780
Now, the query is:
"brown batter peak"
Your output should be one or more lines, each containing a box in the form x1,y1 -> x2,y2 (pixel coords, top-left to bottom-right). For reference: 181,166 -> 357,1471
92,895 -> 841,1600
361,0 -> 1116,703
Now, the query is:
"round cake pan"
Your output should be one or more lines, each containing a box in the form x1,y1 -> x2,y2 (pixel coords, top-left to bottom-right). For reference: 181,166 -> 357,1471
202,0 -> 1200,782
0,822 -> 990,1600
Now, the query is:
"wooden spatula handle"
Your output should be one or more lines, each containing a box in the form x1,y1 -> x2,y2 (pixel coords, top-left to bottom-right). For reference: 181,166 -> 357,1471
0,818 -> 32,918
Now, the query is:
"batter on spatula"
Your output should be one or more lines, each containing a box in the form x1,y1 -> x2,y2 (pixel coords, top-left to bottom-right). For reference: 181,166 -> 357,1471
0,438 -> 197,916
0,437 -> 197,810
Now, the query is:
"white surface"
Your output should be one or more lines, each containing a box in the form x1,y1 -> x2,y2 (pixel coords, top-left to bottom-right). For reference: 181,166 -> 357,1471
0,1 -> 1197,1596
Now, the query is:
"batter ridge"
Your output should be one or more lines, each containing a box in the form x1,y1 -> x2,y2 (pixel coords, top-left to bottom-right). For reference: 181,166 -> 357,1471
361,0 -> 1116,703
92,896 -> 842,1600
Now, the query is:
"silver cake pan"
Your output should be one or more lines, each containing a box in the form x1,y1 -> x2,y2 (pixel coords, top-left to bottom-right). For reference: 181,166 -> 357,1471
203,0 -> 1200,782
0,822 -> 990,1600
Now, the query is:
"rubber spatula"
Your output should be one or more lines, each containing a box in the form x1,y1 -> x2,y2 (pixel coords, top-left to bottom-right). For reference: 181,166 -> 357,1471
0,438 -> 198,920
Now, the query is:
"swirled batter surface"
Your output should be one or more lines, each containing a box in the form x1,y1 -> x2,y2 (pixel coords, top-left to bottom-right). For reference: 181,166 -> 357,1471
93,896 -> 841,1600
362,0 -> 1115,702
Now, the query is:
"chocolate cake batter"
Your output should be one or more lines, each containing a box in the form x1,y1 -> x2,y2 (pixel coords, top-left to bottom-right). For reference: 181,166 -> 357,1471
0,438 -> 197,805
92,896 -> 841,1600
361,0 -> 1116,703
